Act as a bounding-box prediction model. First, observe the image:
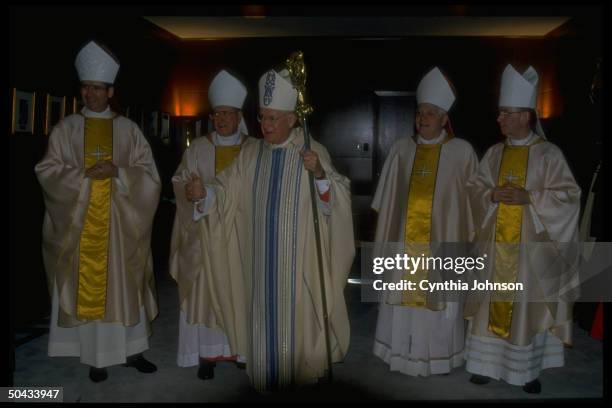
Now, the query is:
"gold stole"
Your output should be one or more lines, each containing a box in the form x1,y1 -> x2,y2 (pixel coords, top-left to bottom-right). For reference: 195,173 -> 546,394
401,140 -> 445,306
488,144 -> 530,337
210,133 -> 243,175
215,145 -> 241,175
77,117 -> 113,320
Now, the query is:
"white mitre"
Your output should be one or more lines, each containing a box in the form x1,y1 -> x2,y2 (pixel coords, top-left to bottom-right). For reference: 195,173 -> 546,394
209,70 -> 247,109
499,64 -> 546,139
209,70 -> 249,135
416,67 -> 456,112
258,69 -> 297,111
75,40 -> 119,84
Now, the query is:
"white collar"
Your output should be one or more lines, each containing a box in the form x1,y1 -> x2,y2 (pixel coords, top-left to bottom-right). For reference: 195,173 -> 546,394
81,106 -> 112,119
417,129 -> 447,145
213,131 -> 241,146
507,131 -> 536,146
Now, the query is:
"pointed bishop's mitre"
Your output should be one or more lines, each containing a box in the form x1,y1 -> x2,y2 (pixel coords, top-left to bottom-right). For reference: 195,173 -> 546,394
416,67 -> 456,112
499,64 -> 546,139
499,64 -> 538,108
258,69 -> 297,111
208,70 -> 248,109
75,41 -> 120,84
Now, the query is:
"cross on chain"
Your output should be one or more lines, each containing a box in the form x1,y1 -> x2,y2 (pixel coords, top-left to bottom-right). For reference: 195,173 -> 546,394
503,169 -> 520,184
414,164 -> 432,177
88,145 -> 109,161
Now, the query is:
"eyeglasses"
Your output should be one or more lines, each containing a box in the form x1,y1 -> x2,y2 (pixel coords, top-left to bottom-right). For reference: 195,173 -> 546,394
497,109 -> 528,118
210,110 -> 238,119
257,113 -> 288,125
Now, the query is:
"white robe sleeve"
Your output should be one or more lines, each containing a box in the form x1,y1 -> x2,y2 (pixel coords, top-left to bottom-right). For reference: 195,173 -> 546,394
115,167 -> 129,195
526,146 -> 581,242
467,146 -> 500,235
193,186 -> 216,221
315,178 -> 331,216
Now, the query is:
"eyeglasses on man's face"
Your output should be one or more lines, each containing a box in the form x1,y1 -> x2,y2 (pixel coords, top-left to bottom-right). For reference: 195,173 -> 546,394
497,109 -> 528,118
210,109 -> 238,119
257,113 -> 288,125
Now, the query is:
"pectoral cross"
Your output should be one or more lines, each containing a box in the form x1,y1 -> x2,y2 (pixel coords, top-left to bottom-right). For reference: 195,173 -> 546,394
88,145 -> 108,161
503,169 -> 519,184
414,164 -> 432,177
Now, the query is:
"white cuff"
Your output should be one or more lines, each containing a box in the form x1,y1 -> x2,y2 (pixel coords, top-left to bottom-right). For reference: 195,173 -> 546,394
192,186 -> 216,221
115,167 -> 129,195
315,179 -> 331,216
482,202 -> 498,230
315,178 -> 330,194
528,202 -> 546,234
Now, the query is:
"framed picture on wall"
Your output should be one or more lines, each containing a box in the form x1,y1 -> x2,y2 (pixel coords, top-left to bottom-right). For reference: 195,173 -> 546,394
71,96 -> 84,114
148,111 -> 159,138
12,88 -> 36,134
45,94 -> 66,135
161,112 -> 170,145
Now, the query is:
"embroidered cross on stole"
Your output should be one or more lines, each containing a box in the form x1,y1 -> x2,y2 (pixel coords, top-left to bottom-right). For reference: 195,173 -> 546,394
401,138 -> 447,307
77,117 -> 113,320
488,140 -> 540,337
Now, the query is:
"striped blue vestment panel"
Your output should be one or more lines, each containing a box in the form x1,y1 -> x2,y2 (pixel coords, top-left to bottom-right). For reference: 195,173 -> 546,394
250,142 -> 302,391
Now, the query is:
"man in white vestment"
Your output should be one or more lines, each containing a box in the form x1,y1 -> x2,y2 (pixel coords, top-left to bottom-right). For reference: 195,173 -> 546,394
35,40 -> 161,382
190,67 -> 355,392
372,67 -> 478,377
170,69 -> 255,379
464,64 -> 581,393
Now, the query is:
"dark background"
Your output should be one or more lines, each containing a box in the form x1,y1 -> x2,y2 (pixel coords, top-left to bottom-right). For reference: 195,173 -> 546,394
9,4 -> 603,340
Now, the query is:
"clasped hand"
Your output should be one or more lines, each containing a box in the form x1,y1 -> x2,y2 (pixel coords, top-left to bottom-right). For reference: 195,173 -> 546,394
300,149 -> 325,179
86,160 -> 118,179
491,183 -> 530,205
185,173 -> 205,202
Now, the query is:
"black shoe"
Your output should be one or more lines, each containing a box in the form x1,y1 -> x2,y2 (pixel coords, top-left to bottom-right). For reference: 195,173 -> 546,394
523,379 -> 541,394
198,360 -> 215,380
317,372 -> 333,385
124,354 -> 157,373
89,367 -> 108,383
235,361 -> 246,370
470,374 -> 491,385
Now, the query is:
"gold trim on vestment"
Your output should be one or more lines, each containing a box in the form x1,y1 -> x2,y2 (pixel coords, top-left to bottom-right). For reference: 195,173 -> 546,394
488,144 -> 530,337
77,118 -> 113,320
215,145 -> 241,175
401,141 -> 444,306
